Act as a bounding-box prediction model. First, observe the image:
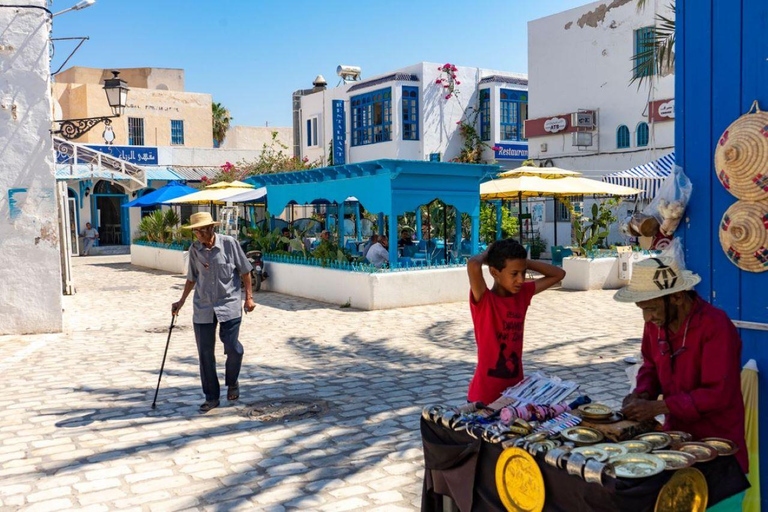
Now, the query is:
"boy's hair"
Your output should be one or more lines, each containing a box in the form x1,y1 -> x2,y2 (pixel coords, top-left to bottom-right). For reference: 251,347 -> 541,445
486,238 -> 527,270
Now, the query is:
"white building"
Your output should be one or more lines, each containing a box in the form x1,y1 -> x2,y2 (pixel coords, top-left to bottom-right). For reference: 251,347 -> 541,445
526,0 -> 675,248
294,62 -> 529,169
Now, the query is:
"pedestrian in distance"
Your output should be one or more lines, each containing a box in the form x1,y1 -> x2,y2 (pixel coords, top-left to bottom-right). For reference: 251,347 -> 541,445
82,222 -> 99,255
172,212 -> 255,413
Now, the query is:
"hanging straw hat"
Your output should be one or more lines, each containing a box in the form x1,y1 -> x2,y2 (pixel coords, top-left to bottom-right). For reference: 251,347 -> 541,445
614,257 -> 701,303
182,212 -> 220,230
719,199 -> 768,273
714,100 -> 768,202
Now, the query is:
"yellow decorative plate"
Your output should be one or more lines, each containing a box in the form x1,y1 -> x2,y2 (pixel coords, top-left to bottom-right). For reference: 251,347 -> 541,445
495,447 -> 545,512
654,467 -> 708,512
578,403 -> 614,419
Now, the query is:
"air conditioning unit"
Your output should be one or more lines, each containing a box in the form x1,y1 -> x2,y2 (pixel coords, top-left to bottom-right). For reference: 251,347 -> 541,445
572,132 -> 593,146
572,111 -> 595,129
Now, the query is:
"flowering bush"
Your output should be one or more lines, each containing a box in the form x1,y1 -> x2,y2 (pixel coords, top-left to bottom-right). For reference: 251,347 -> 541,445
452,107 -> 500,164
435,63 -> 460,100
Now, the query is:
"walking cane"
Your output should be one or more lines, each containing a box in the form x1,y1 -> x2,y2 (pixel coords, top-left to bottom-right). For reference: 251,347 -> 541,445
151,313 -> 177,409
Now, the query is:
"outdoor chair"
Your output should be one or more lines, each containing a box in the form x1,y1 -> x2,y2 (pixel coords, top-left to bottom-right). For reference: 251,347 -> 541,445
550,246 -> 573,267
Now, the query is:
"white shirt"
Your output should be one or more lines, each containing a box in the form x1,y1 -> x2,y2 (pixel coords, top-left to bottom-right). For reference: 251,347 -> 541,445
83,228 -> 99,239
367,242 -> 389,268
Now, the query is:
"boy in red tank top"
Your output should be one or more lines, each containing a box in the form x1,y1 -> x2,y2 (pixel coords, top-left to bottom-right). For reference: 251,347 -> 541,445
466,239 -> 566,404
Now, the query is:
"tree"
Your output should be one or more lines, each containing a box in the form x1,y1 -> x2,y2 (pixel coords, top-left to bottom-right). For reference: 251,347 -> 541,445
631,1 -> 675,86
212,102 -> 233,147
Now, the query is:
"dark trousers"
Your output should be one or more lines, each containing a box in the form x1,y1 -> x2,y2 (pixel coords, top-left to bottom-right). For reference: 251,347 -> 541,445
193,315 -> 243,401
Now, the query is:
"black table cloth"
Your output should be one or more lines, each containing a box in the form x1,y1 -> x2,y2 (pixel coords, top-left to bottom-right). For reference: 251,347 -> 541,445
421,418 -> 749,512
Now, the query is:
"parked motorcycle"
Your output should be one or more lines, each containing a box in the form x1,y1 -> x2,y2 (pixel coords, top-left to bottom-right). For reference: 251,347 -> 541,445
246,249 -> 268,292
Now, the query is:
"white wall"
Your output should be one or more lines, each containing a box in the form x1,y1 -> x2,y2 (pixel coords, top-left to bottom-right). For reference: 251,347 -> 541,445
527,0 -> 675,171
0,1 -> 63,334
298,62 -> 528,165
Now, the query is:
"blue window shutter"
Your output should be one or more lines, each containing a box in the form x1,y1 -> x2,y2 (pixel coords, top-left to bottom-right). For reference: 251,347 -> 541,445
306,119 -> 312,147
617,125 -> 630,148
350,87 -> 393,147
636,122 -> 649,146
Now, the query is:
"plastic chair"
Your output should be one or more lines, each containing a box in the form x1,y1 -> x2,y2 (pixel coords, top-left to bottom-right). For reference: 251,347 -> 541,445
550,246 -> 573,267
345,240 -> 359,255
402,244 -> 418,258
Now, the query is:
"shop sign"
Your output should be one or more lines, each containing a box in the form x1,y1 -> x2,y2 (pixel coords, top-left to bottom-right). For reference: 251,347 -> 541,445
332,100 -> 346,165
494,143 -> 529,160
649,99 -> 675,122
86,145 -> 159,165
544,117 -> 567,133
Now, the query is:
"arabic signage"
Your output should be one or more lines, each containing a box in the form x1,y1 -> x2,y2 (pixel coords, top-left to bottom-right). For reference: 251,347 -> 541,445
524,110 -> 596,138
544,117 -> 567,133
648,98 -> 675,122
86,145 -> 158,165
332,100 -> 346,165
494,143 -> 529,160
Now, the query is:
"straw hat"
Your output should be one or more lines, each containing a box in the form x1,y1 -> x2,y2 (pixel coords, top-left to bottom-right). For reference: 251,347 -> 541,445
714,100 -> 768,201
614,257 -> 701,303
719,199 -> 768,273
183,212 -> 220,230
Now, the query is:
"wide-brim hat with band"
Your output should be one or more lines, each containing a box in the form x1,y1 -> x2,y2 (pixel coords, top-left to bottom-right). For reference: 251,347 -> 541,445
714,100 -> 768,202
182,212 -> 220,230
719,199 -> 768,273
614,257 -> 701,303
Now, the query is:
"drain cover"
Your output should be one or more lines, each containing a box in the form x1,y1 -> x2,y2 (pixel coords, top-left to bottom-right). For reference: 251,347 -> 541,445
145,325 -> 187,333
245,398 -> 328,423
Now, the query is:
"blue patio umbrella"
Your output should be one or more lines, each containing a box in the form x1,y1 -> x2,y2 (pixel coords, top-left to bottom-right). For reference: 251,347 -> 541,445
122,181 -> 198,208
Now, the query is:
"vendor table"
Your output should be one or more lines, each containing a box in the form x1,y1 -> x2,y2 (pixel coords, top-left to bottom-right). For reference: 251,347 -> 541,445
420,418 -> 749,512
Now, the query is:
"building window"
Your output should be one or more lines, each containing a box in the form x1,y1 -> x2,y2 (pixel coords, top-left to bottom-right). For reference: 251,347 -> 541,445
500,89 -> 528,141
617,125 -> 630,148
306,117 -> 319,147
636,121 -> 649,147
351,87 -> 392,146
128,117 -> 144,146
402,86 -> 419,141
171,120 -> 184,145
633,26 -> 656,78
480,89 -> 490,141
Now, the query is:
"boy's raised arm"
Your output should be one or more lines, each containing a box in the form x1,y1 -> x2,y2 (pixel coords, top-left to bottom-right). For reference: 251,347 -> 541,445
467,249 -> 489,303
527,259 -> 566,295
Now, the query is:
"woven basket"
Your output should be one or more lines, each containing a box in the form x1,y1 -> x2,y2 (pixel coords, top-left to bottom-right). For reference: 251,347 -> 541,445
714,100 -> 768,201
718,199 -> 768,273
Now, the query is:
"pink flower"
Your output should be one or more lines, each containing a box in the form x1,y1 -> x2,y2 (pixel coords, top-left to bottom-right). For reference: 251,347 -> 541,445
492,146 -> 501,151
201,176 -> 208,181
456,121 -> 462,125
445,94 -> 452,99
302,157 -> 309,162
455,81 -> 461,85
451,65 -> 457,71
435,79 -> 442,84
438,67 -> 442,70
444,63 -> 451,68
451,74 -> 457,79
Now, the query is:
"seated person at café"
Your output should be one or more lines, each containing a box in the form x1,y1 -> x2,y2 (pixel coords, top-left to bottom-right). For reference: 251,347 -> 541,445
617,258 -> 748,477
280,227 -> 292,251
398,229 -> 414,249
362,234 -> 378,259
366,235 -> 389,268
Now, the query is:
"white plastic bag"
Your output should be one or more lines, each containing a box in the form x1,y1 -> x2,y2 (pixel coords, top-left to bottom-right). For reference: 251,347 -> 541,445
658,237 -> 687,271
644,165 -> 693,236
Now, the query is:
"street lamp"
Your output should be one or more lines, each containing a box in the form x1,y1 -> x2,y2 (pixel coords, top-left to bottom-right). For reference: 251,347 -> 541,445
53,0 -> 96,17
54,70 -> 129,141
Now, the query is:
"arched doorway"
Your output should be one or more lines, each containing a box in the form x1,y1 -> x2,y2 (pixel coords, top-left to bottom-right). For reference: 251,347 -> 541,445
91,180 -> 129,245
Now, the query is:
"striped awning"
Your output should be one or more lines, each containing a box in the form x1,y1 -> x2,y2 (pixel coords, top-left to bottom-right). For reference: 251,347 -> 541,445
602,151 -> 675,199
55,165 -> 182,182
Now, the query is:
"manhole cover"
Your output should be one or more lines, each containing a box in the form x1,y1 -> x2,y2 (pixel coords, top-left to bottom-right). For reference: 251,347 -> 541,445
145,325 -> 187,333
245,398 -> 328,423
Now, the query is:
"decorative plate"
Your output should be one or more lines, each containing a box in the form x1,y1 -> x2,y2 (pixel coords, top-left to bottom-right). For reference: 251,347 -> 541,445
571,446 -> 610,463
578,403 -> 613,419
667,431 -> 693,446
635,432 -> 672,451
701,437 -> 739,457
593,443 -> 629,458
524,432 -> 549,443
653,450 -> 697,471
679,442 -> 719,463
561,427 -> 604,445
495,447 -> 545,512
655,468 -> 708,512
611,453 -> 666,479
618,440 -> 653,454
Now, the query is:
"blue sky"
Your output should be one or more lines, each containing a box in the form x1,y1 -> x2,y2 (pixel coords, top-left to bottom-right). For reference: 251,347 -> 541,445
52,0 -> 589,127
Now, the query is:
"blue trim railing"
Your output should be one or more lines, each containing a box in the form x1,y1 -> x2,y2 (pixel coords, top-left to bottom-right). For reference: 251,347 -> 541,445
132,239 -> 192,251
262,253 -> 469,273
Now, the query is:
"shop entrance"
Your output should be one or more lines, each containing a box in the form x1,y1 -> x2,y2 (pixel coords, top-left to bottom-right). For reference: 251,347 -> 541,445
91,180 -> 129,245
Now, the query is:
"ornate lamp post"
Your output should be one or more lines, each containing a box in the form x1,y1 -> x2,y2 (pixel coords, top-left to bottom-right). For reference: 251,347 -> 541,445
54,70 -> 129,140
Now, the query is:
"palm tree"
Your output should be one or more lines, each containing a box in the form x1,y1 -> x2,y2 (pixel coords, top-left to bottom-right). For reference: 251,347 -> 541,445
631,1 -> 675,86
212,102 -> 233,147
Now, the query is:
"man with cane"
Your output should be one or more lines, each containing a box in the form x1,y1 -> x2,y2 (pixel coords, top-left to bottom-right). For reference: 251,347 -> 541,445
171,212 -> 255,413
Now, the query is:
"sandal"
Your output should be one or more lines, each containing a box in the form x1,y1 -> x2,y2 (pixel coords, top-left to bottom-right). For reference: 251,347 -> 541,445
227,384 -> 240,401
199,399 -> 220,413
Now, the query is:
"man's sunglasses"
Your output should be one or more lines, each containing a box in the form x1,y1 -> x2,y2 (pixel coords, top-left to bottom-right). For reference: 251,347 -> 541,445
192,227 -> 213,234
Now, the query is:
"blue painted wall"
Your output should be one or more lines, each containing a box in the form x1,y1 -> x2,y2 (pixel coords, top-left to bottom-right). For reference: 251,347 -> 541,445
677,0 -> 768,502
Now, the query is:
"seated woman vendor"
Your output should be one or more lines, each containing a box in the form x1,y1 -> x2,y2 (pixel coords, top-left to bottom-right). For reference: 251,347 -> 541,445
616,258 -> 748,473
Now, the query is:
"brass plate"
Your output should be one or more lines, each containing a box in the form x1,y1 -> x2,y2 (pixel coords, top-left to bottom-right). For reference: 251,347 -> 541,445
561,427 -> 605,445
679,442 -> 719,463
571,446 -> 610,463
524,432 -> 549,444
578,403 -> 613,419
618,440 -> 653,454
654,467 -> 708,512
667,431 -> 693,445
654,450 -> 697,471
611,453 -> 666,479
495,447 -> 545,512
635,432 -> 672,451
593,443 -> 629,458
701,437 -> 739,457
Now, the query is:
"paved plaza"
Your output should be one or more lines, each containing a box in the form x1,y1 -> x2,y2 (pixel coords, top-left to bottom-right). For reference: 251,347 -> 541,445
0,255 -> 644,511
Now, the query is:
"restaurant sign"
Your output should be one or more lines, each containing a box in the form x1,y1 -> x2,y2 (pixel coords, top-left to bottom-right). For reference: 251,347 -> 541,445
494,143 -> 529,160
56,145 -> 159,165
332,100 -> 346,165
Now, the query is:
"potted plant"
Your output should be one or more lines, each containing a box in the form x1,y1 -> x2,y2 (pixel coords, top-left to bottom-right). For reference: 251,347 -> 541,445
131,209 -> 192,273
530,236 -> 547,259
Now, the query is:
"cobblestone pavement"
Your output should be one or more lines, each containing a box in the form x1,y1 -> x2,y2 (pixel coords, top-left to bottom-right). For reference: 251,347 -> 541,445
0,255 -> 643,511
